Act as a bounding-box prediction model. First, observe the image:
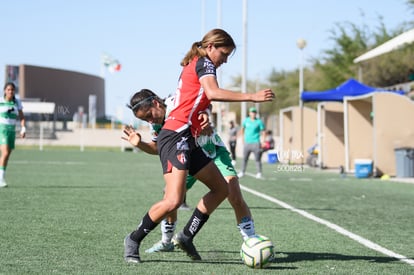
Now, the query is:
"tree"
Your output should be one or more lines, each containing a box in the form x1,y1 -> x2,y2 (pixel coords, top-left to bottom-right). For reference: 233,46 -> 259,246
362,44 -> 414,86
408,0 -> 414,14
225,2 -> 414,119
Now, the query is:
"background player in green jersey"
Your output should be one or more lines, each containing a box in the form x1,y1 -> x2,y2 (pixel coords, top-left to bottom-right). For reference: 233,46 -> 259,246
0,82 -> 26,188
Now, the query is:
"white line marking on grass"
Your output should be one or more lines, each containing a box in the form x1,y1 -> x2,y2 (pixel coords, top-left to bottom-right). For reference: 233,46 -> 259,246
289,178 -> 312,181
240,184 -> 414,266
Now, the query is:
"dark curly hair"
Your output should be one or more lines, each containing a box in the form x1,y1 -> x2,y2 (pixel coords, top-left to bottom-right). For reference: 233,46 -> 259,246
127,89 -> 165,113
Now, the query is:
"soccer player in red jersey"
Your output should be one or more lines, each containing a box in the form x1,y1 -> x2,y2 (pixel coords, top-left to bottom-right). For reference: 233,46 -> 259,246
123,29 -> 275,263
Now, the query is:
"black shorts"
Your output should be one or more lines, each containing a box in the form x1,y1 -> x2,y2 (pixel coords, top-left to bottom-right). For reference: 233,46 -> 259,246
157,128 -> 211,176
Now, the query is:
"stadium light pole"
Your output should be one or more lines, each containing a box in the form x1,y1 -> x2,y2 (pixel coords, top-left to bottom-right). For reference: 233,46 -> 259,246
297,38 -> 306,165
241,0 -> 248,127
216,0 -> 223,135
297,38 -> 306,107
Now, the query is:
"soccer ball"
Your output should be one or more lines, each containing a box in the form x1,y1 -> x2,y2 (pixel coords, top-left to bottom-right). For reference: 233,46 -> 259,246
240,235 -> 274,269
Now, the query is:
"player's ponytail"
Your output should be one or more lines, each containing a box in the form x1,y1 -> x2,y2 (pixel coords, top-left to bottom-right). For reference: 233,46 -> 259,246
180,29 -> 236,67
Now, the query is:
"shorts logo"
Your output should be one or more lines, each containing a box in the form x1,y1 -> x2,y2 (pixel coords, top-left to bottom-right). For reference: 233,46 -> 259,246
177,152 -> 187,165
176,137 -> 189,150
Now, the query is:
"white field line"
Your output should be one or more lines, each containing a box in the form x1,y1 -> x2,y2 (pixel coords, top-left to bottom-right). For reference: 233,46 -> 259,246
240,184 -> 414,266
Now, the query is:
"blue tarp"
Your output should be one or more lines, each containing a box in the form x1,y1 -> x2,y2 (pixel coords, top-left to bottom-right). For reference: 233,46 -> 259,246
301,78 -> 405,102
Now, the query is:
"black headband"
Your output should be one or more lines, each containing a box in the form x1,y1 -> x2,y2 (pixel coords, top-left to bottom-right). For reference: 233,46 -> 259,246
127,96 -> 155,112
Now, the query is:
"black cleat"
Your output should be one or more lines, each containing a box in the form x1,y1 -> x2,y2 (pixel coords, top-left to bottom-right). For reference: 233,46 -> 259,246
172,231 -> 202,261
124,233 -> 141,263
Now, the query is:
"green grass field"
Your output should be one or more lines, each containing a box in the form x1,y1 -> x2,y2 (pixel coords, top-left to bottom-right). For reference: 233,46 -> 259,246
0,147 -> 413,274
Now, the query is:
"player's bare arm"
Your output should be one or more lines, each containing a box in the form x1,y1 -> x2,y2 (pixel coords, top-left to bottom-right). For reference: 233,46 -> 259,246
122,125 -> 158,155
200,76 -> 275,102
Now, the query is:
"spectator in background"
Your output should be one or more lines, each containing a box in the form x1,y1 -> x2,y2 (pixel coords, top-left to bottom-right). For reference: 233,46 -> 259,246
238,107 -> 265,179
261,130 -> 274,153
0,82 -> 26,188
228,120 -> 238,165
408,69 -> 414,81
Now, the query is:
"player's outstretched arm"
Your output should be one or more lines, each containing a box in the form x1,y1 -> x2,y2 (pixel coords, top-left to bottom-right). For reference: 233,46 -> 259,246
200,76 -> 275,103
122,125 -> 158,155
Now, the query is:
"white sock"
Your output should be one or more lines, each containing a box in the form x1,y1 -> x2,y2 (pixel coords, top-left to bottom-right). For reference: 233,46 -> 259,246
161,219 -> 176,244
238,217 -> 255,241
0,169 -> 4,181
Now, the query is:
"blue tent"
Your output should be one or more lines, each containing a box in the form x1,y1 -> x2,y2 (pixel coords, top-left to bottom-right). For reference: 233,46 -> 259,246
301,78 -> 404,102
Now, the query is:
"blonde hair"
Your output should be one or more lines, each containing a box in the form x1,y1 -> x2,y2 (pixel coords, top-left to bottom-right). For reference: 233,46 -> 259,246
180,28 -> 236,66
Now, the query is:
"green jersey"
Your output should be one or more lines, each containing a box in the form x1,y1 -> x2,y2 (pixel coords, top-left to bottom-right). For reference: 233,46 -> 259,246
242,117 -> 265,144
0,97 -> 22,131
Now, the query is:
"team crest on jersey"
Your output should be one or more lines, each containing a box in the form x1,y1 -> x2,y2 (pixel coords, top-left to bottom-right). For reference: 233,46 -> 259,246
177,152 -> 187,165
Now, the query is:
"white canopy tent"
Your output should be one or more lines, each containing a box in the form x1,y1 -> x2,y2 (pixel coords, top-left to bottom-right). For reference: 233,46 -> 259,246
20,101 -> 56,150
354,28 -> 414,63
22,102 -> 55,114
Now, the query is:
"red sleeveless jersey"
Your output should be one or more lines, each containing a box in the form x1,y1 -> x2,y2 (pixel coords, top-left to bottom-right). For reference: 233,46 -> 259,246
163,56 -> 216,137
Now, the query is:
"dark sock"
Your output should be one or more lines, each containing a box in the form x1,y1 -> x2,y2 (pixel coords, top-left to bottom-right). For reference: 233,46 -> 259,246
130,213 -> 158,243
182,208 -> 209,239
